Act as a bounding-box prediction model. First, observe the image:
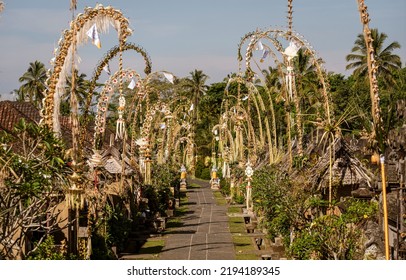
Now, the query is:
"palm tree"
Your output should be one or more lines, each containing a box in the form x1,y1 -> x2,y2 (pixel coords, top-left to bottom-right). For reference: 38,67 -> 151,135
346,28 -> 402,87
62,70 -> 91,115
183,69 -> 209,123
182,70 -> 209,176
18,60 -> 47,109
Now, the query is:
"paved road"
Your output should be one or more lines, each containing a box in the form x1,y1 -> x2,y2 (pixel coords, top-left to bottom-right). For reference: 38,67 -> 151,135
159,179 -> 235,260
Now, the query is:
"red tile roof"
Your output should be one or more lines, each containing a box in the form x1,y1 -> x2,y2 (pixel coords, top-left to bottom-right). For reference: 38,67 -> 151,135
0,101 -> 115,154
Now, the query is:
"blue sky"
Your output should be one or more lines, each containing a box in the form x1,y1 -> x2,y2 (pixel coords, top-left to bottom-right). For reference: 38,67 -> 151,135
0,0 -> 405,100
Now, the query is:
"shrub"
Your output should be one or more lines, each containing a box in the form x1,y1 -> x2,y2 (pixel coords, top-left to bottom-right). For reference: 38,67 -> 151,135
27,235 -> 66,260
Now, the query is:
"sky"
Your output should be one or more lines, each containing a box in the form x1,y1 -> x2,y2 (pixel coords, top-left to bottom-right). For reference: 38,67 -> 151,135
0,0 -> 405,100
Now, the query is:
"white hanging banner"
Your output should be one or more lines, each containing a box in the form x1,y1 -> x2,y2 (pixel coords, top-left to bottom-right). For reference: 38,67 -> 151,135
103,64 -> 111,75
128,78 -> 136,90
86,23 -> 101,49
163,72 -> 174,84
256,40 -> 264,51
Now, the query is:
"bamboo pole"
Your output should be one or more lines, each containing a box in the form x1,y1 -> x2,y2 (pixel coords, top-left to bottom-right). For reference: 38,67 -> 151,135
356,0 -> 389,259
380,155 -> 390,260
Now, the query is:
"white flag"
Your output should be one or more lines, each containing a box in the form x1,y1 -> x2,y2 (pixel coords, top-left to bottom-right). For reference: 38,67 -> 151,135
189,103 -> 194,111
260,50 -> 269,63
86,24 -> 101,49
163,72 -> 174,84
128,78 -> 136,90
103,64 -> 111,75
160,123 -> 166,129
256,40 -> 264,51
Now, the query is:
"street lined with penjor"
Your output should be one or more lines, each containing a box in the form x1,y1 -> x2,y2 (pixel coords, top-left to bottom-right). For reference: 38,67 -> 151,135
0,1 -> 406,277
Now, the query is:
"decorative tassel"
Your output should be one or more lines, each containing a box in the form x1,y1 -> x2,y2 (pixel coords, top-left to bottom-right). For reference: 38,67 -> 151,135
116,96 -> 126,139
222,162 -> 228,178
286,66 -> 294,100
116,117 -> 125,139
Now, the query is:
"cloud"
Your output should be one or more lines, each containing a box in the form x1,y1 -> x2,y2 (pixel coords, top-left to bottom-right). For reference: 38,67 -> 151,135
150,54 -> 237,83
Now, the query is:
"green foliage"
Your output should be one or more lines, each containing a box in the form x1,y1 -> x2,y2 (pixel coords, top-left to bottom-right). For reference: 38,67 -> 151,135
17,60 -> 47,109
194,158 -> 205,178
27,235 -> 66,260
288,198 -> 378,260
0,119 -> 69,198
341,197 -> 379,224
0,119 -> 72,259
105,203 -> 131,252
288,214 -> 362,260
140,164 -> 180,216
220,178 -> 231,196
250,164 -> 378,259
90,233 -> 116,260
151,163 -> 179,190
141,185 -> 160,214
199,168 -> 211,180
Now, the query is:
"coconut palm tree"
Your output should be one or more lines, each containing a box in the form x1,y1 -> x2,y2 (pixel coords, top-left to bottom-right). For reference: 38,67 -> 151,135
183,69 -> 209,123
62,70 -> 91,115
182,69 -> 209,176
346,28 -> 402,87
17,60 -> 47,109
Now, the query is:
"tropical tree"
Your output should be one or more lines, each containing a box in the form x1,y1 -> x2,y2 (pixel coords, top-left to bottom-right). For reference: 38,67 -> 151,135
181,70 -> 209,175
182,69 -> 209,123
17,61 -> 48,109
61,70 -> 92,116
198,82 -> 226,156
0,119 -> 71,259
346,29 -> 402,88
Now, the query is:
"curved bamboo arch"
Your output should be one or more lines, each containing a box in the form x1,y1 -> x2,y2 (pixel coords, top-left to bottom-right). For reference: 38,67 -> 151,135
223,76 -> 269,159
235,27 -> 334,166
93,68 -> 142,149
172,136 -> 195,168
42,4 -> 132,133
80,44 -> 151,150
237,30 -> 284,78
123,71 -> 177,159
240,28 -> 332,123
140,101 -> 172,141
84,42 -> 152,116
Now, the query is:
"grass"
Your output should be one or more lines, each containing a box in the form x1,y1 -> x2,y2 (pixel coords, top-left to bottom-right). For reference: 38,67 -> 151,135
228,205 -> 243,214
228,217 -> 246,234
137,238 -> 164,259
233,235 -> 253,252
213,190 -> 227,206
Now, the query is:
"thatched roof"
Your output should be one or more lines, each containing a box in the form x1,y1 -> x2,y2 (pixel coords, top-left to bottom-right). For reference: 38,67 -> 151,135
275,134 -> 377,192
306,137 -> 376,191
